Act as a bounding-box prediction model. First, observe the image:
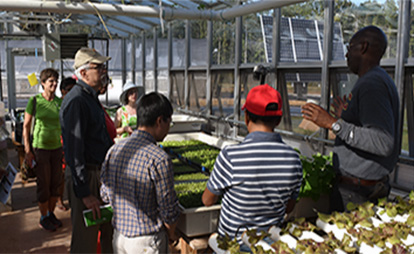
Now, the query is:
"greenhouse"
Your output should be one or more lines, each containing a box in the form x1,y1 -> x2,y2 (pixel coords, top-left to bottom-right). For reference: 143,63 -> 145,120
0,0 -> 413,253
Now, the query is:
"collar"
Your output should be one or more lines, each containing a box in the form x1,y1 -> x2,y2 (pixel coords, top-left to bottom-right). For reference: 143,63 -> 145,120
131,130 -> 156,144
77,79 -> 99,98
244,131 -> 283,143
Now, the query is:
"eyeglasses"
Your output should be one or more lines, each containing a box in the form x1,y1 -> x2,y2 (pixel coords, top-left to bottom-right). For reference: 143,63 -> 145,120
87,64 -> 106,71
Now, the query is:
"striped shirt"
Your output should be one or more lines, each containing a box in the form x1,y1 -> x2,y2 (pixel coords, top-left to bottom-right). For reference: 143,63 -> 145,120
100,130 -> 180,237
207,131 -> 302,243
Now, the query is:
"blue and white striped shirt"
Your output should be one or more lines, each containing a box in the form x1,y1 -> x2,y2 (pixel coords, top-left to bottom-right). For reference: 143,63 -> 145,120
100,130 -> 180,237
207,131 -> 302,243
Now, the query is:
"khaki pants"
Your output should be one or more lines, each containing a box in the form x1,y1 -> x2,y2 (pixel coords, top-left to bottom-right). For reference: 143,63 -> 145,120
113,228 -> 168,254
66,167 -> 113,253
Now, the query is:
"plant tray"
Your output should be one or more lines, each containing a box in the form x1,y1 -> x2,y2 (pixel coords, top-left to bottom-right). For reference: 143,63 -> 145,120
176,204 -> 221,237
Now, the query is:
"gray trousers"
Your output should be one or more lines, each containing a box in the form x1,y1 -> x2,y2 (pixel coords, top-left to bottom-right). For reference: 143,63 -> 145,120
329,176 -> 391,212
66,167 -> 114,253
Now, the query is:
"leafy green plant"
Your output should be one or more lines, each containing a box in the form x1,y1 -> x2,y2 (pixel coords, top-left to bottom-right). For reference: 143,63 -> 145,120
296,150 -> 336,201
217,233 -> 246,254
174,181 -> 207,208
174,172 -> 209,182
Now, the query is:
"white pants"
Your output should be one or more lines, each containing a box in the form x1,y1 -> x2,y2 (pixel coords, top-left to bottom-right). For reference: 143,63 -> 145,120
113,228 -> 169,254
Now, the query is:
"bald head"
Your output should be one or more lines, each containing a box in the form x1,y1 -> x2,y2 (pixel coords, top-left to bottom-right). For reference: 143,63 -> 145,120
351,26 -> 388,60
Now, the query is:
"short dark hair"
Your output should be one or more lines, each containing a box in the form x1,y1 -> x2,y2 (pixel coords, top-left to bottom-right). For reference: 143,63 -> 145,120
60,77 -> 76,92
246,109 -> 281,128
137,92 -> 173,127
40,68 -> 58,83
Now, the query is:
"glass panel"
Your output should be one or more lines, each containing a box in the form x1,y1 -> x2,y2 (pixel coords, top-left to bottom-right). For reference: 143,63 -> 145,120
280,1 -> 325,63
157,70 -> 168,97
172,20 -> 186,67
188,72 -> 207,112
213,20 -> 235,65
191,20 -> 208,66
211,71 -> 234,117
145,70 -> 155,93
243,13 -> 266,64
157,28 -> 168,68
336,0 -> 399,59
135,37 -> 143,70
145,33 -> 154,69
239,71 -> 262,122
283,71 -> 326,137
170,72 -> 185,109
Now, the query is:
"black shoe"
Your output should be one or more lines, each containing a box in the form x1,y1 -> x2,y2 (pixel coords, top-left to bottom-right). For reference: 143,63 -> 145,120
48,212 -> 62,228
39,217 -> 57,232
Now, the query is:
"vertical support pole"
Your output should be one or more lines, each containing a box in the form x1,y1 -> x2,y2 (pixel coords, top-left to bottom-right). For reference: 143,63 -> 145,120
153,27 -> 158,92
142,30 -> 146,92
167,22 -> 173,100
233,11 -> 242,138
131,35 -> 136,84
184,20 -> 190,109
121,38 -> 127,86
394,0 -> 411,156
206,20 -> 213,115
319,0 -> 334,150
6,47 -> 16,113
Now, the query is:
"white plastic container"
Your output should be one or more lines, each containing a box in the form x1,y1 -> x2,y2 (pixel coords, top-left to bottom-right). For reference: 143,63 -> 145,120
176,204 -> 221,237
169,114 -> 207,133
163,132 -> 238,150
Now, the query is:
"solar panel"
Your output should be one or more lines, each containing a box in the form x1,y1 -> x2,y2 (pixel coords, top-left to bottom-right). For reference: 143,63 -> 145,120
260,15 -> 347,82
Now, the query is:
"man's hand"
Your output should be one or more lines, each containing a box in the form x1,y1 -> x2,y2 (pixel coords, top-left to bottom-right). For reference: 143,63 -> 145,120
164,223 -> 178,245
24,151 -> 35,168
330,95 -> 346,119
82,195 -> 102,220
123,126 -> 133,135
301,102 -> 337,130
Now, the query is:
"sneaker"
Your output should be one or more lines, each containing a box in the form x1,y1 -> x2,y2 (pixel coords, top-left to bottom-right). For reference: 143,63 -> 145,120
48,212 -> 62,228
39,217 -> 57,232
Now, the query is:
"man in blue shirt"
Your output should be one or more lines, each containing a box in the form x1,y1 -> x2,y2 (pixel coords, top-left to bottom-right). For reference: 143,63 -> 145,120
60,47 -> 113,253
202,84 -> 303,245
101,92 -> 180,254
301,26 -> 399,211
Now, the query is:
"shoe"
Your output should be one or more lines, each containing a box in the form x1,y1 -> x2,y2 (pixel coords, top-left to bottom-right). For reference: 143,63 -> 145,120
39,217 -> 57,232
48,212 -> 62,228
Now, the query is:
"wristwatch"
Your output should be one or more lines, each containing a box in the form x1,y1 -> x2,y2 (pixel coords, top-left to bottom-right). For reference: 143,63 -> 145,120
331,120 -> 342,134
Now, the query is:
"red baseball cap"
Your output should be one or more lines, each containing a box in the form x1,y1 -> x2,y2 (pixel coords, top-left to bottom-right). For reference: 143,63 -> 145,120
242,84 -> 283,116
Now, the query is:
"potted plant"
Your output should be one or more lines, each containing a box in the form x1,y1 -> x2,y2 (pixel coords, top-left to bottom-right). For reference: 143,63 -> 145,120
288,151 -> 336,219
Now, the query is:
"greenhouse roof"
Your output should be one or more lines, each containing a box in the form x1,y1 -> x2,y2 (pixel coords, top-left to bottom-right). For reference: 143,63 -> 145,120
0,0 -> 306,39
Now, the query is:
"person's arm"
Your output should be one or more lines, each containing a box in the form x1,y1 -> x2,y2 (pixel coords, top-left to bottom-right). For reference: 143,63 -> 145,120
154,156 -> 181,231
61,98 -> 92,198
202,187 -> 219,207
164,221 -> 178,243
23,99 -> 35,167
202,150 -> 232,207
301,99 -> 395,157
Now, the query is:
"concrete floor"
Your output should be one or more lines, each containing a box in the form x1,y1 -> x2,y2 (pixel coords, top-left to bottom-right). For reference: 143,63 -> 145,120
0,147 -> 71,254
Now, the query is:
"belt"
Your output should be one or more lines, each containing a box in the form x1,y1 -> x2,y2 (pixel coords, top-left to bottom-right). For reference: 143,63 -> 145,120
340,175 -> 387,187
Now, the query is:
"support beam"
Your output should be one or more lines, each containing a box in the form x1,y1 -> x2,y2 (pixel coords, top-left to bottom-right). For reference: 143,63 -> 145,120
0,0 -> 307,21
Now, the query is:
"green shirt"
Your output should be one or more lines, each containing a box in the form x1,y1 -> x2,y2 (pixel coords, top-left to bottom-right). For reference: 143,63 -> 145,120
25,93 -> 62,150
120,106 -> 137,138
